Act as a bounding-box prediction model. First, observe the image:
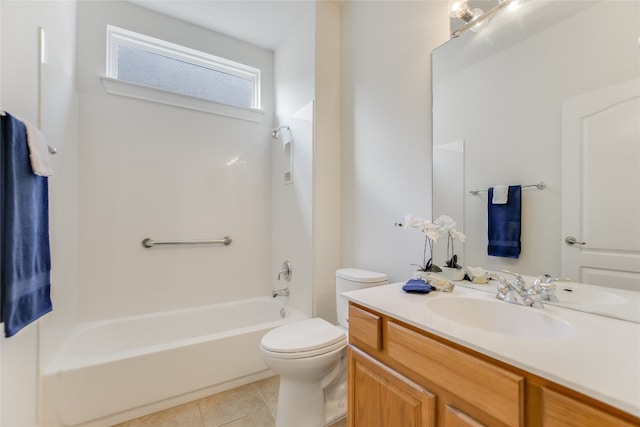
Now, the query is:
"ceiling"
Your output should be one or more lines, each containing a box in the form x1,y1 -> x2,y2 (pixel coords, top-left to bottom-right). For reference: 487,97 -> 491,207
128,0 -> 314,51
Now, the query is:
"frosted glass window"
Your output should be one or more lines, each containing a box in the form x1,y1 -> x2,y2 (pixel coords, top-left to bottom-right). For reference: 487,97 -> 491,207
106,26 -> 261,110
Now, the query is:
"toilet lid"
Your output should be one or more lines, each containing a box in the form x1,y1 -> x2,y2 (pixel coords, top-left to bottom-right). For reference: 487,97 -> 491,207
336,268 -> 387,283
261,318 -> 347,353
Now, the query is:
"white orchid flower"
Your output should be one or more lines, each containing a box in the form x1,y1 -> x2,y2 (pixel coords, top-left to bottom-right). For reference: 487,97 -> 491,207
434,215 -> 456,232
402,214 -> 417,230
450,229 -> 466,242
402,215 -> 444,241
423,222 -> 442,241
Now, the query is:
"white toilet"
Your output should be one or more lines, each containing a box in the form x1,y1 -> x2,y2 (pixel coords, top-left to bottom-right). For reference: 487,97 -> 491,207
260,268 -> 387,427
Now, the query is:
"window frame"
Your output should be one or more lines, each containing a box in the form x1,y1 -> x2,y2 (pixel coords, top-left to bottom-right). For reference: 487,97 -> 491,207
102,25 -> 264,121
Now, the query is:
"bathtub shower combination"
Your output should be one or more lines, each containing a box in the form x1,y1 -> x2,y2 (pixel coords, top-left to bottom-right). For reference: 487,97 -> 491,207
41,298 -> 306,426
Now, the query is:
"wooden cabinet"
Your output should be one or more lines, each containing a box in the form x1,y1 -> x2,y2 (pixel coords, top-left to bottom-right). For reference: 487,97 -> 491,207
347,302 -> 639,427
443,405 -> 485,427
541,387 -> 637,427
349,347 -> 435,427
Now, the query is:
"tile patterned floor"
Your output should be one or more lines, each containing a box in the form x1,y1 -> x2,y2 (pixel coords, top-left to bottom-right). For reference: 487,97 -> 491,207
113,376 -> 347,427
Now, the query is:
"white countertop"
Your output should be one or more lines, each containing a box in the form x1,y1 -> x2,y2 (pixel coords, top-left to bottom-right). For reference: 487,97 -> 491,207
343,282 -> 640,417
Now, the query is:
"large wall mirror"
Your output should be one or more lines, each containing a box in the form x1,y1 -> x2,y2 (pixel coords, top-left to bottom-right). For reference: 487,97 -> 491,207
432,0 -> 639,320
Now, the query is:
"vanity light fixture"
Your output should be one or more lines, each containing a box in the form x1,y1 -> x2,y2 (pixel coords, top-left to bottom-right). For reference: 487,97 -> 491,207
450,0 -> 519,38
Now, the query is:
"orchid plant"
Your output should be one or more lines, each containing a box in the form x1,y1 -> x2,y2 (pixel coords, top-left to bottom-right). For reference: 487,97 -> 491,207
435,215 -> 466,269
403,214 -> 465,272
402,215 -> 443,272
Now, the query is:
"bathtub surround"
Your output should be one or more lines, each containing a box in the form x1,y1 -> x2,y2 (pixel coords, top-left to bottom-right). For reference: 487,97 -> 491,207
75,1 -> 276,322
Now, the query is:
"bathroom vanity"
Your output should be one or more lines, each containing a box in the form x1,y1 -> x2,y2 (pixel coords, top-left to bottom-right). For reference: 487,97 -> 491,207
344,284 -> 640,426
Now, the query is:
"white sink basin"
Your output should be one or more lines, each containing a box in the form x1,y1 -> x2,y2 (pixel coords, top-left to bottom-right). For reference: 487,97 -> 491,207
426,297 -> 575,340
554,285 -> 627,305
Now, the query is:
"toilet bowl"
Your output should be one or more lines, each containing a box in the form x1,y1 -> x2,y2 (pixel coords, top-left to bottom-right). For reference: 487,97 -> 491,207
260,268 -> 387,427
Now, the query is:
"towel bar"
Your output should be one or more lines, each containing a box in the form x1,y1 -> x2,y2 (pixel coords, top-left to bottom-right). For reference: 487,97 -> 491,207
469,182 -> 545,196
142,236 -> 232,248
1,111 -> 58,154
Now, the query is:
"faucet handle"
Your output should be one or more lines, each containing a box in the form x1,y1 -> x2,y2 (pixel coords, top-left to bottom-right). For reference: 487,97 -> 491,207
496,277 -> 511,298
545,276 -> 571,284
277,260 -> 292,281
532,275 -> 570,290
529,275 -> 565,303
501,269 -> 526,290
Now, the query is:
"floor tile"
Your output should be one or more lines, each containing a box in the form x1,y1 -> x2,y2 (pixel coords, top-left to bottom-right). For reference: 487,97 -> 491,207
199,383 -> 268,427
328,417 -> 347,427
112,375 -> 347,427
114,401 -> 203,427
254,375 -> 279,418
219,406 -> 275,427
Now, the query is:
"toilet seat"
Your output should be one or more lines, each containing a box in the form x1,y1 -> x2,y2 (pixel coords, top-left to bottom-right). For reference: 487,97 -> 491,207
261,318 -> 347,359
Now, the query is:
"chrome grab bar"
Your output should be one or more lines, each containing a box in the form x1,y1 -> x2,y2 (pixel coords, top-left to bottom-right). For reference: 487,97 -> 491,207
142,236 -> 232,248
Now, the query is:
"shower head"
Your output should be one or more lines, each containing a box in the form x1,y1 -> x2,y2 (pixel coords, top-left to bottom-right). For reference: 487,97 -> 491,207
271,125 -> 290,139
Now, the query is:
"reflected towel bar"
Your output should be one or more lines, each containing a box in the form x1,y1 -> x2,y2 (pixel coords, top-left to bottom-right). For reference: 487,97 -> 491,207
142,236 -> 232,248
469,182 -> 546,196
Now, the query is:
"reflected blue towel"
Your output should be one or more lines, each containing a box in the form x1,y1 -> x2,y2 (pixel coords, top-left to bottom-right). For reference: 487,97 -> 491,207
1,113 -> 52,337
487,185 -> 521,259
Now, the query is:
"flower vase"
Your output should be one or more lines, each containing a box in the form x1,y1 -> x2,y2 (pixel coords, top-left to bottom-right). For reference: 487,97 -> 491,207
414,265 -> 443,282
439,266 -> 465,281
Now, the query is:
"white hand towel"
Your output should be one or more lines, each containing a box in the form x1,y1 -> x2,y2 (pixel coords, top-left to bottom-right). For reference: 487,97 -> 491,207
492,185 -> 508,204
24,120 -> 53,177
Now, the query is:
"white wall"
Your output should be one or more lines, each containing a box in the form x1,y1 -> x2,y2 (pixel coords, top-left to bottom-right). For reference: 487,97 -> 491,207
341,1 -> 449,283
0,1 -> 78,425
75,1 -> 275,321
313,1 -> 342,322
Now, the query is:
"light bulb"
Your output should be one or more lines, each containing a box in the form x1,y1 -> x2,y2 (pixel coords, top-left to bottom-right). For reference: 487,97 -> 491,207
448,0 -> 468,19
507,0 -> 521,11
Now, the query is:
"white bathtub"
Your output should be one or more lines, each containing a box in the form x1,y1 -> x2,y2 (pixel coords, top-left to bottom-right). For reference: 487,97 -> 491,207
41,297 -> 306,426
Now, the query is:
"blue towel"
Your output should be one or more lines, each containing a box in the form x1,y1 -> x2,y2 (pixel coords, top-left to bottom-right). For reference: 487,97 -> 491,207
1,113 -> 52,337
487,185 -> 521,258
402,279 -> 436,294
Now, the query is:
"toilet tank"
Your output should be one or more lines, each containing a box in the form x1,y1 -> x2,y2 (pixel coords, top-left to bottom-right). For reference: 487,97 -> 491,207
336,268 -> 388,328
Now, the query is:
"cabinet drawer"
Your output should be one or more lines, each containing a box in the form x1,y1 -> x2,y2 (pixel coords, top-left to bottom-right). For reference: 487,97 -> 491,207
541,387 -> 637,427
387,321 -> 524,426
349,304 -> 382,351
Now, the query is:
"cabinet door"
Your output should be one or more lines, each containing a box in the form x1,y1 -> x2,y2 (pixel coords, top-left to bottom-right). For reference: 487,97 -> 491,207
444,405 -> 485,427
542,388 -> 637,427
348,347 -> 435,427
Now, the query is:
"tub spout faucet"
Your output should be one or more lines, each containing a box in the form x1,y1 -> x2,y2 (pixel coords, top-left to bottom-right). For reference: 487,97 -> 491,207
272,288 -> 290,298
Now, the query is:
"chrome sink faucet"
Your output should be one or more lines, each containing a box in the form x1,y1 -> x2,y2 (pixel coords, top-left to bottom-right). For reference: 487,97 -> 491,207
496,270 -> 542,308
526,274 -> 569,303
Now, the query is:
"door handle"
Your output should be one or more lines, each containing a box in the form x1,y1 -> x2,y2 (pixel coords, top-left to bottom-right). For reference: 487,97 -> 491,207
565,236 -> 586,246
